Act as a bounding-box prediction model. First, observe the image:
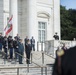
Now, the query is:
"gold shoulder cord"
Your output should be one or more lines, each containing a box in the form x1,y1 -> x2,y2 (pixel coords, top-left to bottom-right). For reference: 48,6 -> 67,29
57,49 -> 64,74
57,49 -> 64,56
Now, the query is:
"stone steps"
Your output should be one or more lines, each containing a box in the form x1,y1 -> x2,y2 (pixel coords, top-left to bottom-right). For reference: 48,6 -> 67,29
0,51 -> 54,75
0,65 -> 52,75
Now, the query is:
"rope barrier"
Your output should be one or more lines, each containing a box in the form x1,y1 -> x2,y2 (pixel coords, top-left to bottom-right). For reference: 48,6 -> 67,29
15,52 -> 42,67
44,53 -> 55,59
31,51 -> 42,60
32,54 -> 42,60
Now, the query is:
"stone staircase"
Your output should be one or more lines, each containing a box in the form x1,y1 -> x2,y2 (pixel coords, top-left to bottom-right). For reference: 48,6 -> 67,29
0,51 -> 54,75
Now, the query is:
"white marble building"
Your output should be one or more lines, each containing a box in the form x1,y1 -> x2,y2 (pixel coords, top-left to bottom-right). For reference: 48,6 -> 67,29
1,0 -> 60,50
10,0 -> 60,39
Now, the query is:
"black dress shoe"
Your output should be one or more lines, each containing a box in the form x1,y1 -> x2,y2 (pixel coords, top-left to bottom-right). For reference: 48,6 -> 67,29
19,63 -> 23,64
27,62 -> 31,64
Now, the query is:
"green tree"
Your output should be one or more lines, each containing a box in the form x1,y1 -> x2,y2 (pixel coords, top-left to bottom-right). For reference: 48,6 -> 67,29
60,5 -> 76,40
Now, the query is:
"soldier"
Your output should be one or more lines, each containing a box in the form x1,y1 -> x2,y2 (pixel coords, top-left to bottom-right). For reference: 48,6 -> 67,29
53,32 -> 59,40
13,37 -> 19,60
52,46 -> 76,75
3,36 -> 8,59
18,39 -> 24,64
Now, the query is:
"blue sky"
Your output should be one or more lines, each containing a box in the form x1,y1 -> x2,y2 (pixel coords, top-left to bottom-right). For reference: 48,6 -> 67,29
60,0 -> 76,9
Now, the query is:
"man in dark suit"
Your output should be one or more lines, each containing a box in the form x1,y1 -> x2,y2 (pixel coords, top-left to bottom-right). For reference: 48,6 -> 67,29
24,36 -> 29,51
13,37 -> 19,60
15,34 -> 20,41
30,36 -> 35,51
25,39 -> 32,64
52,46 -> 76,75
8,36 -> 13,59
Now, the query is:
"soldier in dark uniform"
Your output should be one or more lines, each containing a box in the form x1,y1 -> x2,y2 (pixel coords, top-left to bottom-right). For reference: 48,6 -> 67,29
25,39 -> 32,64
3,36 -> 8,59
52,46 -> 76,75
0,33 -> 3,51
8,36 -> 13,59
53,32 -> 59,40
13,37 -> 19,60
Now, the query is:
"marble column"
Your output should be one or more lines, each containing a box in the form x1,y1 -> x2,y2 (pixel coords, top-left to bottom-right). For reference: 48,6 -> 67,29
53,0 -> 60,39
27,0 -> 37,39
9,0 -> 18,37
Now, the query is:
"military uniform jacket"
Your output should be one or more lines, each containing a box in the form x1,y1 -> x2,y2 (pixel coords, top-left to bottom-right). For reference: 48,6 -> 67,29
52,46 -> 76,75
53,35 -> 59,40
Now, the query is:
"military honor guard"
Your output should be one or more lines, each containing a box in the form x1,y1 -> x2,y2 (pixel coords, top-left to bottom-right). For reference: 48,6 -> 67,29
52,46 -> 76,75
53,32 -> 59,40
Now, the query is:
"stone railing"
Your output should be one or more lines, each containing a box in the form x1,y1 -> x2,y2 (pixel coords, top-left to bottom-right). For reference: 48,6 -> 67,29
37,40 -> 76,57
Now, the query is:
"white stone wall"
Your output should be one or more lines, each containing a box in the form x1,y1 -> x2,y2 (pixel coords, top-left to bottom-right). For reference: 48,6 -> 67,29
37,0 -> 52,4
37,0 -> 53,40
18,0 -> 28,39
3,0 -> 9,11
0,0 -> 3,34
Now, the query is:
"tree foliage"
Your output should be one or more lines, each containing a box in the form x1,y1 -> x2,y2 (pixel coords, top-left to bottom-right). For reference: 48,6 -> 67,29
60,5 -> 76,40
